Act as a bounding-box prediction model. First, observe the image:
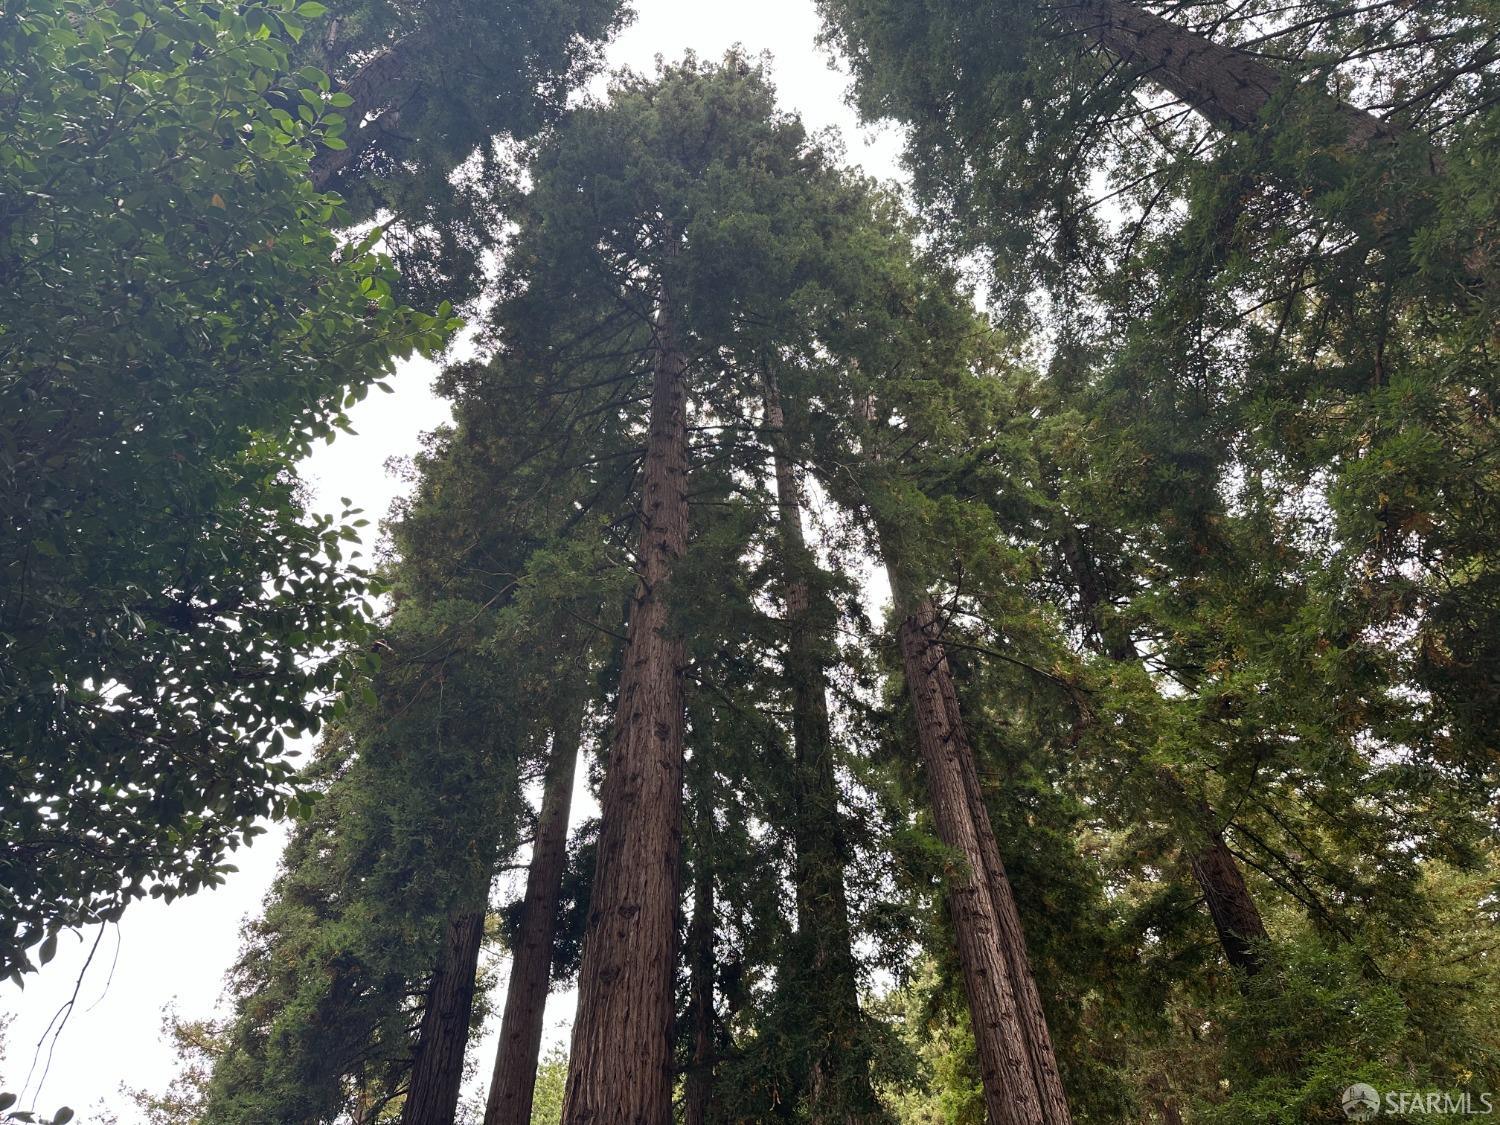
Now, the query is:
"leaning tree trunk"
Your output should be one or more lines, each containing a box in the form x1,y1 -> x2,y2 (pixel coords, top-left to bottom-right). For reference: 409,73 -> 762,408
1190,828 -> 1271,977
923,621 -> 1072,1124
401,907 -> 487,1125
859,389 -> 1068,1125
1056,523 -> 1270,977
562,298 -> 691,1125
890,581 -> 1048,1125
895,584 -> 1073,1125
682,831 -> 716,1125
763,374 -> 889,1124
483,697 -> 587,1125
307,29 -> 436,193
1057,0 -> 1398,150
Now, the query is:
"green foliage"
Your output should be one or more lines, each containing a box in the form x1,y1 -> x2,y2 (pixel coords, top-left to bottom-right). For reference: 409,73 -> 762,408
203,149 -> 651,1112
871,964 -> 983,1125
105,16 -> 1500,1125
121,1008 -> 225,1125
291,0 -> 628,216
529,1044 -> 568,1125
818,0 -> 1494,299
820,0 -> 1500,794
292,0 -> 630,311
203,627 -> 531,1123
1203,938 -> 1413,1124
0,0 -> 456,980
484,57 -> 910,1122
1180,863 -> 1500,1124
813,8 -> 1500,1116
205,534 -> 619,1116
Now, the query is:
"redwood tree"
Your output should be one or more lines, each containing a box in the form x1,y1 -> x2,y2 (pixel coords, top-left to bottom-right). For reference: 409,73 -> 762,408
484,58 -> 902,1123
484,695 -> 588,1125
763,373 -> 891,1124
764,186 -> 1081,1118
563,295 -> 691,1123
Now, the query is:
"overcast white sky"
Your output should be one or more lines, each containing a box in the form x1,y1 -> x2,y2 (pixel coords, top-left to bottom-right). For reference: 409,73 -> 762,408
0,4 -> 906,1120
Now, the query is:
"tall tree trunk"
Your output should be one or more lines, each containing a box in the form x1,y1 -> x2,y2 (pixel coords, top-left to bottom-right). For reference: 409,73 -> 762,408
898,589 -> 1073,1125
1056,523 -> 1270,977
483,697 -> 587,1125
401,907 -> 487,1125
762,375 -> 888,1124
931,635 -> 1071,1125
858,389 -> 1065,1125
889,581 -> 1048,1125
682,838 -> 715,1125
562,298 -> 691,1125
1058,0 -> 1397,150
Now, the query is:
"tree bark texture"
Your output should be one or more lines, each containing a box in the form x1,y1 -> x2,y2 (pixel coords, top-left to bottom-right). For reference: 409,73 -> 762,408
899,592 -> 1073,1125
309,32 -> 431,193
483,697 -> 587,1125
931,639 -> 1072,1123
870,534 -> 1056,1125
893,596 -> 1048,1125
562,300 -> 690,1125
401,907 -> 486,1125
1191,832 -> 1271,977
859,388 -> 1066,1125
1060,0 -> 1397,149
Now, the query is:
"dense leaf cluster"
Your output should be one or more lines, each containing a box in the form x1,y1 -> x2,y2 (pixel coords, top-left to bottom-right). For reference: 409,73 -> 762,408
0,0 -> 454,978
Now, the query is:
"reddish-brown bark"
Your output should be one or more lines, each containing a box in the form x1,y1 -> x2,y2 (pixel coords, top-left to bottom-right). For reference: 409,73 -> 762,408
921,623 -> 1072,1123
562,301 -> 690,1125
858,386 -> 1064,1124
1191,832 -> 1271,977
894,596 -> 1048,1125
900,595 -> 1073,1125
483,699 -> 586,1125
